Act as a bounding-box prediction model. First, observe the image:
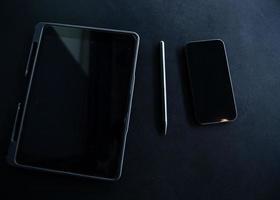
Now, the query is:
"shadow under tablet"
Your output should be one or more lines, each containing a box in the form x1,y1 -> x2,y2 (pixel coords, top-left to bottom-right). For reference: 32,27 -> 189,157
9,23 -> 139,180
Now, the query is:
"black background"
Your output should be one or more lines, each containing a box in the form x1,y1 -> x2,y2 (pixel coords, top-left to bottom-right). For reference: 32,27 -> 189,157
1,0 -> 280,199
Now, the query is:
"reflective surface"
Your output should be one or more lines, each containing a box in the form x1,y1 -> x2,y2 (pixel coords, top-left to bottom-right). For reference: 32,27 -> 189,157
186,40 -> 237,124
16,25 -> 138,178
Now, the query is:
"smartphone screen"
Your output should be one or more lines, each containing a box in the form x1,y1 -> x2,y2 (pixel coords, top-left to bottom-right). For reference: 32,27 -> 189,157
186,39 -> 237,125
15,25 -> 139,179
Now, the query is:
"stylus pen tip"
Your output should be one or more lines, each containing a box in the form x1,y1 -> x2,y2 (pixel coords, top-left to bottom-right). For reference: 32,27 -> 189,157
163,122 -> 167,136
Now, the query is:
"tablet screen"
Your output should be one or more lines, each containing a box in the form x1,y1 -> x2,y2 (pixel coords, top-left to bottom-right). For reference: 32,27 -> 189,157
16,25 -> 138,179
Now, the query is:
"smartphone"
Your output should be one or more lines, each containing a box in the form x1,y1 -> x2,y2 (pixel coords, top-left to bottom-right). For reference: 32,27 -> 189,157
185,39 -> 237,125
7,23 -> 139,180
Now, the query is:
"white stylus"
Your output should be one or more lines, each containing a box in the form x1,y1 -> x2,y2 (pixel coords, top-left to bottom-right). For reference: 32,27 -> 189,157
160,41 -> 168,135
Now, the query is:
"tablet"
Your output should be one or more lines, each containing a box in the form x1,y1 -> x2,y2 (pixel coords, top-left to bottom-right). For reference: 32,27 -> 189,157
7,23 -> 140,180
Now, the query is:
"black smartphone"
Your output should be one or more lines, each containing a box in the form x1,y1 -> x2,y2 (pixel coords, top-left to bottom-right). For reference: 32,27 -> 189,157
7,23 -> 139,180
185,39 -> 237,125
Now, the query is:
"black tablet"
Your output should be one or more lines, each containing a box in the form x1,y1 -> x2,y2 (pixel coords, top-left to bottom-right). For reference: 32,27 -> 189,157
7,23 -> 140,180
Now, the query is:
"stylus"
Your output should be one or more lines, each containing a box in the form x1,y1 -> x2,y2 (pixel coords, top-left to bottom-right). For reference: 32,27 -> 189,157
160,41 -> 168,135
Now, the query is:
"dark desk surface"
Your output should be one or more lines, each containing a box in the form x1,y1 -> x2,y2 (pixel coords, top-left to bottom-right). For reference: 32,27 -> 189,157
1,0 -> 280,199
